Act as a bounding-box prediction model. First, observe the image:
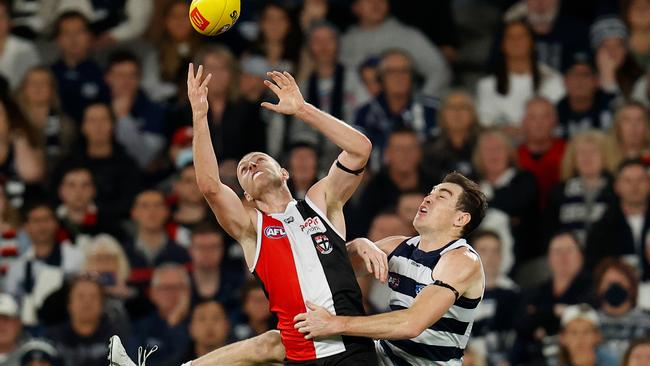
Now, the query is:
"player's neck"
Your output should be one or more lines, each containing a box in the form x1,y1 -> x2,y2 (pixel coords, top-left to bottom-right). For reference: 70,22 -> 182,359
418,231 -> 460,252
255,186 -> 294,214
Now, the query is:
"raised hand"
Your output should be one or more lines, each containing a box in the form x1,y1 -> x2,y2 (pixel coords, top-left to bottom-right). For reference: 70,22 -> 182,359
261,71 -> 306,115
187,63 -> 213,121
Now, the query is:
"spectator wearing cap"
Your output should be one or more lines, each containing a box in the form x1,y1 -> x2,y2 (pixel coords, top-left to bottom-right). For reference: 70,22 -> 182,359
422,90 -> 479,182
477,20 -> 564,131
286,143 -> 319,199
608,101 -> 650,169
556,51 -> 617,139
4,203 -> 83,328
354,49 -> 438,168
290,21 -> 370,169
50,11 -> 110,123
545,131 -> 616,245
0,293 -> 24,366
105,50 -> 167,171
44,275 -> 125,366
18,339 -> 61,366
554,304 -> 618,366
517,96 -> 566,209
0,1 -> 39,91
594,259 -> 650,360
623,0 -> 650,70
586,159 -> 650,279
510,232 -> 595,365
340,0 -> 450,98
591,16 -> 643,98
504,0 -> 590,72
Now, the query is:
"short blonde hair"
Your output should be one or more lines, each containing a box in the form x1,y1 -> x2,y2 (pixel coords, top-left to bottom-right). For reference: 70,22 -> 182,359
560,130 -> 617,181
84,234 -> 131,284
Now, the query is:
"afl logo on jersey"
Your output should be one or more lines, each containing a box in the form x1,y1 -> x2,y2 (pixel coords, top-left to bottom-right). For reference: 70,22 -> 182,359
264,226 -> 286,239
314,234 -> 332,254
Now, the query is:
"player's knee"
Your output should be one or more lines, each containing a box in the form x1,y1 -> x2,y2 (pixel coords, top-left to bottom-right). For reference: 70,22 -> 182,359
254,330 -> 285,362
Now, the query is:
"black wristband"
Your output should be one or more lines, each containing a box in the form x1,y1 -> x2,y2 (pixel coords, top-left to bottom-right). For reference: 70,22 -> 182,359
336,160 -> 365,175
432,279 -> 460,301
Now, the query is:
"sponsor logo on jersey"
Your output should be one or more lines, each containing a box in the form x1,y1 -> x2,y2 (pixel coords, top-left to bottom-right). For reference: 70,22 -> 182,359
415,284 -> 426,295
264,226 -> 286,239
300,217 -> 327,235
190,8 -> 210,31
388,275 -> 400,289
314,234 -> 332,254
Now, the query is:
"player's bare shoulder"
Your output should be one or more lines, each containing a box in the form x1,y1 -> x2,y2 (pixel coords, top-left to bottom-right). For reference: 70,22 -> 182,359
433,246 -> 484,298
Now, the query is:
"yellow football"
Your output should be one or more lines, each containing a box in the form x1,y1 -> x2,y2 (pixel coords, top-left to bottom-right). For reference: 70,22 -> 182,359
189,0 -> 240,36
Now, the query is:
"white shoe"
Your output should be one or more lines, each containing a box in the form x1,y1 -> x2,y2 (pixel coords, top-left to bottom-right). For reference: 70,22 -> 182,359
108,335 -> 158,366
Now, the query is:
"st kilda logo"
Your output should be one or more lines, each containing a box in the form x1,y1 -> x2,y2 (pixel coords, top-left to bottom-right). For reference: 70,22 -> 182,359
313,234 -> 332,255
264,226 -> 286,239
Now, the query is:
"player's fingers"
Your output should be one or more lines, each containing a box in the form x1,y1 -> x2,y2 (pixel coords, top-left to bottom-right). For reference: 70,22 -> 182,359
372,258 -> 381,281
196,64 -> 203,82
263,79 -> 281,94
306,301 -> 318,311
379,256 -> 388,283
276,71 -> 291,86
363,255 -> 373,275
283,71 -> 296,85
187,63 -> 193,85
199,73 -> 212,89
305,334 -> 314,340
294,313 -> 306,322
294,321 -> 306,330
260,102 -> 280,113
268,72 -> 284,87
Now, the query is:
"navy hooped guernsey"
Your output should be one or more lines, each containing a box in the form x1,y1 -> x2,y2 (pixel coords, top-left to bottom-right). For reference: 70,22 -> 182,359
378,236 -> 483,366
250,198 -> 373,362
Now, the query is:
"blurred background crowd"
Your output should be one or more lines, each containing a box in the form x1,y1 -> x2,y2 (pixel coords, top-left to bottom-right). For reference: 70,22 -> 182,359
0,0 -> 649,365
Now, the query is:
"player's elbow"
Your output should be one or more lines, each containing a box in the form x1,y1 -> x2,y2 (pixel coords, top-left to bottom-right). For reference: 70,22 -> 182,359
196,178 -> 220,197
356,136 -> 372,160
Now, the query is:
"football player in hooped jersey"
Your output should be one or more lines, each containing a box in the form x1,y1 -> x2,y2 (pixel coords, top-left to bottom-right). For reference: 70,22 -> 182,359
108,64 -> 385,366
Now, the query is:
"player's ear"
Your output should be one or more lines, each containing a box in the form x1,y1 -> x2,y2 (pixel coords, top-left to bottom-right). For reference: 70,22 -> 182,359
281,168 -> 289,181
454,212 -> 471,229
244,191 -> 253,202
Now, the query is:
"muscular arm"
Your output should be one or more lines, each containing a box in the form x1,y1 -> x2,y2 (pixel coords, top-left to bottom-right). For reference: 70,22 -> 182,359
346,236 -> 405,279
188,64 -> 256,259
296,248 -> 483,340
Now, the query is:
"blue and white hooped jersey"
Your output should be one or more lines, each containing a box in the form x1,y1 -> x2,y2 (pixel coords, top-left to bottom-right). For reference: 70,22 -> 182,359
379,236 -> 483,366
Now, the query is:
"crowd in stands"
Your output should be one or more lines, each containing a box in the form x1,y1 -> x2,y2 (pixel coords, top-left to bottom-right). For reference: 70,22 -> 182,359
0,0 -> 650,365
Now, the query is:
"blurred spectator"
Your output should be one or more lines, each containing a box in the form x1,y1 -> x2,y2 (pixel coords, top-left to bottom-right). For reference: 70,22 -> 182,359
473,129 -> 540,273
170,164 -> 210,248
132,263 -> 191,364
0,187 -> 19,287
188,224 -> 244,319
246,2 -> 301,72
9,0 -> 59,39
477,20 -> 564,131
285,143 -> 318,199
56,167 -> 121,248
546,130 -> 616,244
172,301 -> 230,366
105,50 -> 166,170
555,303 -> 618,366
591,16 -> 643,98
297,0 -> 353,33
0,95 -> 45,206
623,0 -> 650,71
357,57 -> 381,98
124,190 -> 189,290
232,280 -> 272,342
50,11 -> 109,123
18,339 -> 61,366
354,50 -> 437,167
354,128 -> 434,236
517,96 -> 566,209
619,337 -> 650,366
0,1 -> 39,90
586,159 -> 650,279
469,230 -> 520,366
511,232 -> 595,365
556,51 -> 616,138
507,0 -> 590,71
0,293 -> 24,366
394,192 -> 422,236
58,102 -> 141,221
608,101 -> 650,168
15,67 -> 76,176
291,21 -> 370,167
340,0 -> 450,98
4,203 -> 82,327
238,56 -> 272,104
594,259 -> 650,359
422,90 -> 479,181
57,0 -> 153,47
44,276 -> 124,366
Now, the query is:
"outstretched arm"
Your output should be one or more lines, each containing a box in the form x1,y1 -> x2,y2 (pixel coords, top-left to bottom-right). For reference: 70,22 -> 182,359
295,249 -> 483,340
188,64 -> 256,261
262,72 -> 371,233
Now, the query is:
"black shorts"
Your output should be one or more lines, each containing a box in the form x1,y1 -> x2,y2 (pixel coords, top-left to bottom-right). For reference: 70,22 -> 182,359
284,348 -> 378,366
